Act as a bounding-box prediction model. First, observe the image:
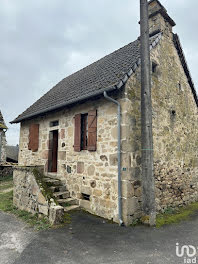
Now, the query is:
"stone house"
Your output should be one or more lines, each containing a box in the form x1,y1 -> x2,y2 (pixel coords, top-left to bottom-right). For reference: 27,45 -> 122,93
11,0 -> 198,226
0,111 -> 7,163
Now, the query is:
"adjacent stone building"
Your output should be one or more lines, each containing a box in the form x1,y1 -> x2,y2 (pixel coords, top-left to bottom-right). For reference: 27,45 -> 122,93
11,0 -> 198,225
0,111 -> 7,163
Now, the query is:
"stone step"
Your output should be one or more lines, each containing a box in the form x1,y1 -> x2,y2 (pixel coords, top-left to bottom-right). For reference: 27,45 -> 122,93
60,179 -> 67,185
45,173 -> 66,182
53,191 -> 70,199
43,178 -> 62,186
44,173 -> 60,180
49,186 -> 67,192
63,205 -> 80,212
43,177 -> 60,183
57,198 -> 79,206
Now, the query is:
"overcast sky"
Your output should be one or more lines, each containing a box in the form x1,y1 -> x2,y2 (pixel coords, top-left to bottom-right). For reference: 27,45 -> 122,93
1,0 -> 198,145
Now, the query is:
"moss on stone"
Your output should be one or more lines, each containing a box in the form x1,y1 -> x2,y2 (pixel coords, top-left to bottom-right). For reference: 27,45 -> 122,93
156,202 -> 198,228
0,123 -> 7,129
128,89 -> 136,100
32,168 -> 58,205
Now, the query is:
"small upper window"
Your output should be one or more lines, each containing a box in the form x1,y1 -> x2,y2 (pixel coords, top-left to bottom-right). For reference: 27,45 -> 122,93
178,82 -> 184,92
152,62 -> 158,73
50,120 -> 59,127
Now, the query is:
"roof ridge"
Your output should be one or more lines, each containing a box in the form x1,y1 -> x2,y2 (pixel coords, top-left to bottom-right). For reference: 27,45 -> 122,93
58,38 -> 140,82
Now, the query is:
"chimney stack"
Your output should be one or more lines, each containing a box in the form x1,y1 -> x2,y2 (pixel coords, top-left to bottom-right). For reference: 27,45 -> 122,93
148,0 -> 176,37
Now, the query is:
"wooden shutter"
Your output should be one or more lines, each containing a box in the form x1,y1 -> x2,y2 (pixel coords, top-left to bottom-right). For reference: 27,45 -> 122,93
87,110 -> 97,151
28,124 -> 39,152
74,114 -> 81,152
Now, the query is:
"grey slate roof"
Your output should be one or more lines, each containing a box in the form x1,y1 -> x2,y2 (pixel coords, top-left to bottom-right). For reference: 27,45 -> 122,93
11,31 -> 197,123
0,111 -> 7,129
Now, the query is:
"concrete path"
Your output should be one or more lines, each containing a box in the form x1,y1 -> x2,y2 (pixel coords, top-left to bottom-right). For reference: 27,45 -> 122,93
0,211 -> 36,264
1,210 -> 198,264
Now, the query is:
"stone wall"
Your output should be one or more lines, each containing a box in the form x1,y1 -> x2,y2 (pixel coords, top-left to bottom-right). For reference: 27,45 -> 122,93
151,34 -> 198,212
123,31 -> 198,219
19,96 -> 135,223
121,72 -> 143,225
13,166 -> 64,224
13,166 -> 49,215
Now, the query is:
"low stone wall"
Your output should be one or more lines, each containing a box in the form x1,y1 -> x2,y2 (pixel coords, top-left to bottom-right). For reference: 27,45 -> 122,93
155,162 -> 198,212
0,165 -> 13,179
13,166 -> 64,225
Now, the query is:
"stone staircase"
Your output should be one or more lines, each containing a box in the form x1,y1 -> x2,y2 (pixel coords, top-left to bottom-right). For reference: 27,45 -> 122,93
43,173 -> 79,212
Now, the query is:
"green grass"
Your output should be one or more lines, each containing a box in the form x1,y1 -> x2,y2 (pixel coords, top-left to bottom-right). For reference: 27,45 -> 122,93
32,168 -> 58,205
0,174 -> 13,182
0,176 -> 13,191
0,190 -> 51,230
156,202 -> 198,228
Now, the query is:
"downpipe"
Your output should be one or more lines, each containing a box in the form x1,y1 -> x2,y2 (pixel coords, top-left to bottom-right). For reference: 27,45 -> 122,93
103,91 -> 124,226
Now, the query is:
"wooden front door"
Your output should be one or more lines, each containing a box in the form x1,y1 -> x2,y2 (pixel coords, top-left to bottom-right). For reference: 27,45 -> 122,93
48,130 -> 58,173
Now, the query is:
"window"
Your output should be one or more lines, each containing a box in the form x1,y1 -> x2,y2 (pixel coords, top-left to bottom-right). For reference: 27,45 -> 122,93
171,110 -> 176,116
178,82 -> 184,92
74,110 -> 97,152
152,62 -> 158,73
28,124 -> 39,152
81,114 -> 88,150
81,193 -> 90,201
50,120 -> 59,127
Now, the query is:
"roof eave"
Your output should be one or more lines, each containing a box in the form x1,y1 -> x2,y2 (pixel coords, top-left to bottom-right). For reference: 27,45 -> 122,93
10,85 -> 119,124
173,34 -> 198,108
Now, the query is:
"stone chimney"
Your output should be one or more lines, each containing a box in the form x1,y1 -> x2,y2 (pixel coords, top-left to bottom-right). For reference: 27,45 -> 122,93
148,0 -> 176,37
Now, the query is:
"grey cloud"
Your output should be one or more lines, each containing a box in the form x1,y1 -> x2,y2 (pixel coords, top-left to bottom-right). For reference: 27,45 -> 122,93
0,0 -> 197,145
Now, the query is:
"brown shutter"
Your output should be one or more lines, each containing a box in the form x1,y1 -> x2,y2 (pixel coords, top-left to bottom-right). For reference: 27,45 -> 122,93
87,110 -> 97,151
28,124 -> 39,152
74,114 -> 81,152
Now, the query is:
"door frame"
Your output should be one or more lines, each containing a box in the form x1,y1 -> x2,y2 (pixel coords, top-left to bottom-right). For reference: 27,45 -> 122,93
48,130 -> 58,173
